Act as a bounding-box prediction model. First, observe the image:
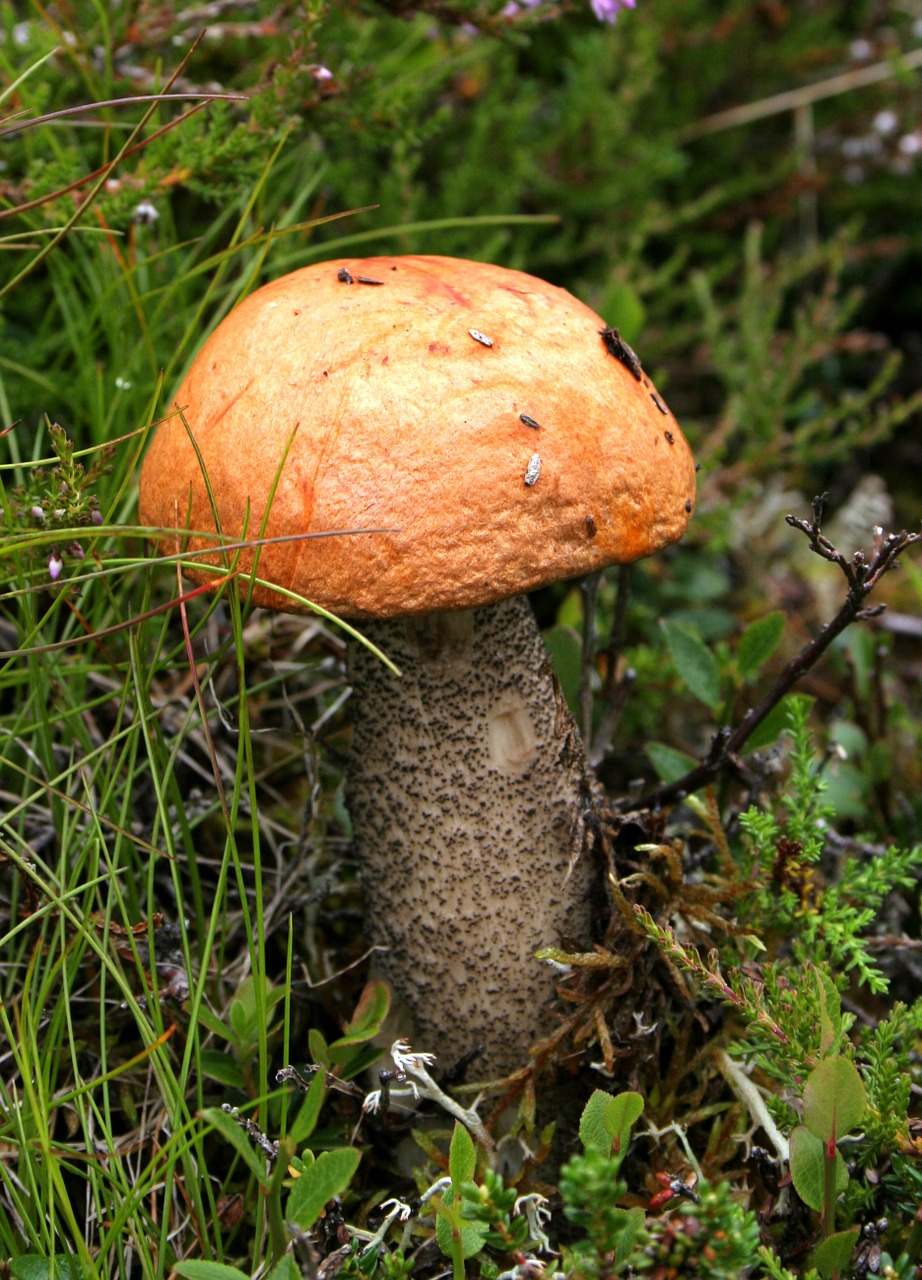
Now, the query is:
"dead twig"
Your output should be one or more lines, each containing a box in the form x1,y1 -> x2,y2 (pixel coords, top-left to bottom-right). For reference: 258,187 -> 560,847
640,494 -> 920,811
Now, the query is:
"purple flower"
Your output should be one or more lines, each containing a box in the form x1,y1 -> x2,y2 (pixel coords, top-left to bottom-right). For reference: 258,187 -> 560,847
48,552 -> 63,581
591,0 -> 635,22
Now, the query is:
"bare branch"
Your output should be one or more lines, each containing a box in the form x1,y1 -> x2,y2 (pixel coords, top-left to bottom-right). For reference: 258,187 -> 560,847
638,498 -> 920,811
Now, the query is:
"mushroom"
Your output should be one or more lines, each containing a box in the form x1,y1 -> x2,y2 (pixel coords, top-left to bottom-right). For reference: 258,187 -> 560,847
138,255 -> 696,1078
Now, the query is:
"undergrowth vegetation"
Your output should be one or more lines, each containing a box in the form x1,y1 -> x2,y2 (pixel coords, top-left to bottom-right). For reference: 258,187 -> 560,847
1,1 -> 922,1277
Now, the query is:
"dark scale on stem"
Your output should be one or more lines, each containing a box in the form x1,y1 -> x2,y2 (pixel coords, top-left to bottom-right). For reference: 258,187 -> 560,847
651,392 -> 669,415
599,326 -> 642,380
664,430 -> 675,444
337,267 -> 353,284
357,276 -> 384,285
585,515 -> 597,537
519,413 -> 541,430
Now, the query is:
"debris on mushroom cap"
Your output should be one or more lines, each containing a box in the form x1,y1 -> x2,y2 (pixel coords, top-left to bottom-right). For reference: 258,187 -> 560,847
600,325 -> 642,380
138,255 -> 697,619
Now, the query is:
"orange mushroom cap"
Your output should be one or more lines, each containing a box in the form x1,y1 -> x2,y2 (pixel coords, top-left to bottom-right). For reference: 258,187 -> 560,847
139,255 -> 696,618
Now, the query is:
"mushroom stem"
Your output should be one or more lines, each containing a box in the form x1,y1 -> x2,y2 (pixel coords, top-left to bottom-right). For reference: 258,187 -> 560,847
346,594 -> 596,1079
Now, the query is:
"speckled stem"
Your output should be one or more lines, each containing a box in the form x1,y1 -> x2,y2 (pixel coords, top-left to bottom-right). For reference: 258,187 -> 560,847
346,595 -> 596,1079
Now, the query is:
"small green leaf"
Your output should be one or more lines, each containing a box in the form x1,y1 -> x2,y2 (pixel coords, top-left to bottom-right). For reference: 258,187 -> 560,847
286,1147 -> 361,1231
435,1194 -> 489,1259
814,969 -> 843,1055
661,619 -> 721,709
646,741 -> 698,784
603,1092 -> 644,1155
613,1206 -> 647,1267
543,624 -> 582,717
194,1004 -> 234,1041
812,1228 -> 860,1280
743,696 -> 804,754
579,1089 -> 616,1156
198,1050 -> 246,1089
449,1121 -> 477,1186
201,1106 -> 270,1186
288,1068 -> 326,1144
737,612 -> 784,680
228,999 -> 250,1043
602,284 -> 646,343
308,1027 -> 330,1067
332,1043 -> 385,1081
265,1257 -> 304,1280
803,1058 -> 867,1142
331,980 -> 391,1047
173,1264 -> 251,1280
11,1259 -> 83,1280
789,1126 -> 847,1213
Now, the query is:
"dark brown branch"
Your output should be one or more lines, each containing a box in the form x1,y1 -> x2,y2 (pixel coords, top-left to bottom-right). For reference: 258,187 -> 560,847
638,495 -> 920,811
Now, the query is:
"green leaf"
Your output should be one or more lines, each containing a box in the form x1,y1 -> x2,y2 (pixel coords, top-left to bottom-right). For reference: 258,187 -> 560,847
743,695 -> 805,754
11,1259 -> 83,1280
173,1264 -> 251,1280
448,1121 -> 477,1186
661,619 -> 721,709
201,1106 -> 271,1186
435,1194 -> 489,1260
229,995 -> 251,1042
579,1089 -> 617,1156
646,741 -> 698,784
288,1068 -> 326,1144
602,284 -> 646,343
330,980 -> 391,1047
332,1043 -> 385,1081
789,1127 -> 847,1213
199,1049 -> 247,1089
286,1147 -> 361,1231
308,1027 -> 330,1067
738,612 -> 784,680
813,969 -> 843,1055
802,1058 -> 867,1142
603,1092 -> 644,1155
194,1004 -> 235,1041
543,624 -> 582,717
812,1228 -> 860,1280
613,1206 -> 647,1267
265,1258 -> 303,1280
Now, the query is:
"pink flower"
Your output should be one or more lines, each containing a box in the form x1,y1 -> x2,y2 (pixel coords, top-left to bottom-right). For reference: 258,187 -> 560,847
591,0 -> 635,21
48,552 -> 63,581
